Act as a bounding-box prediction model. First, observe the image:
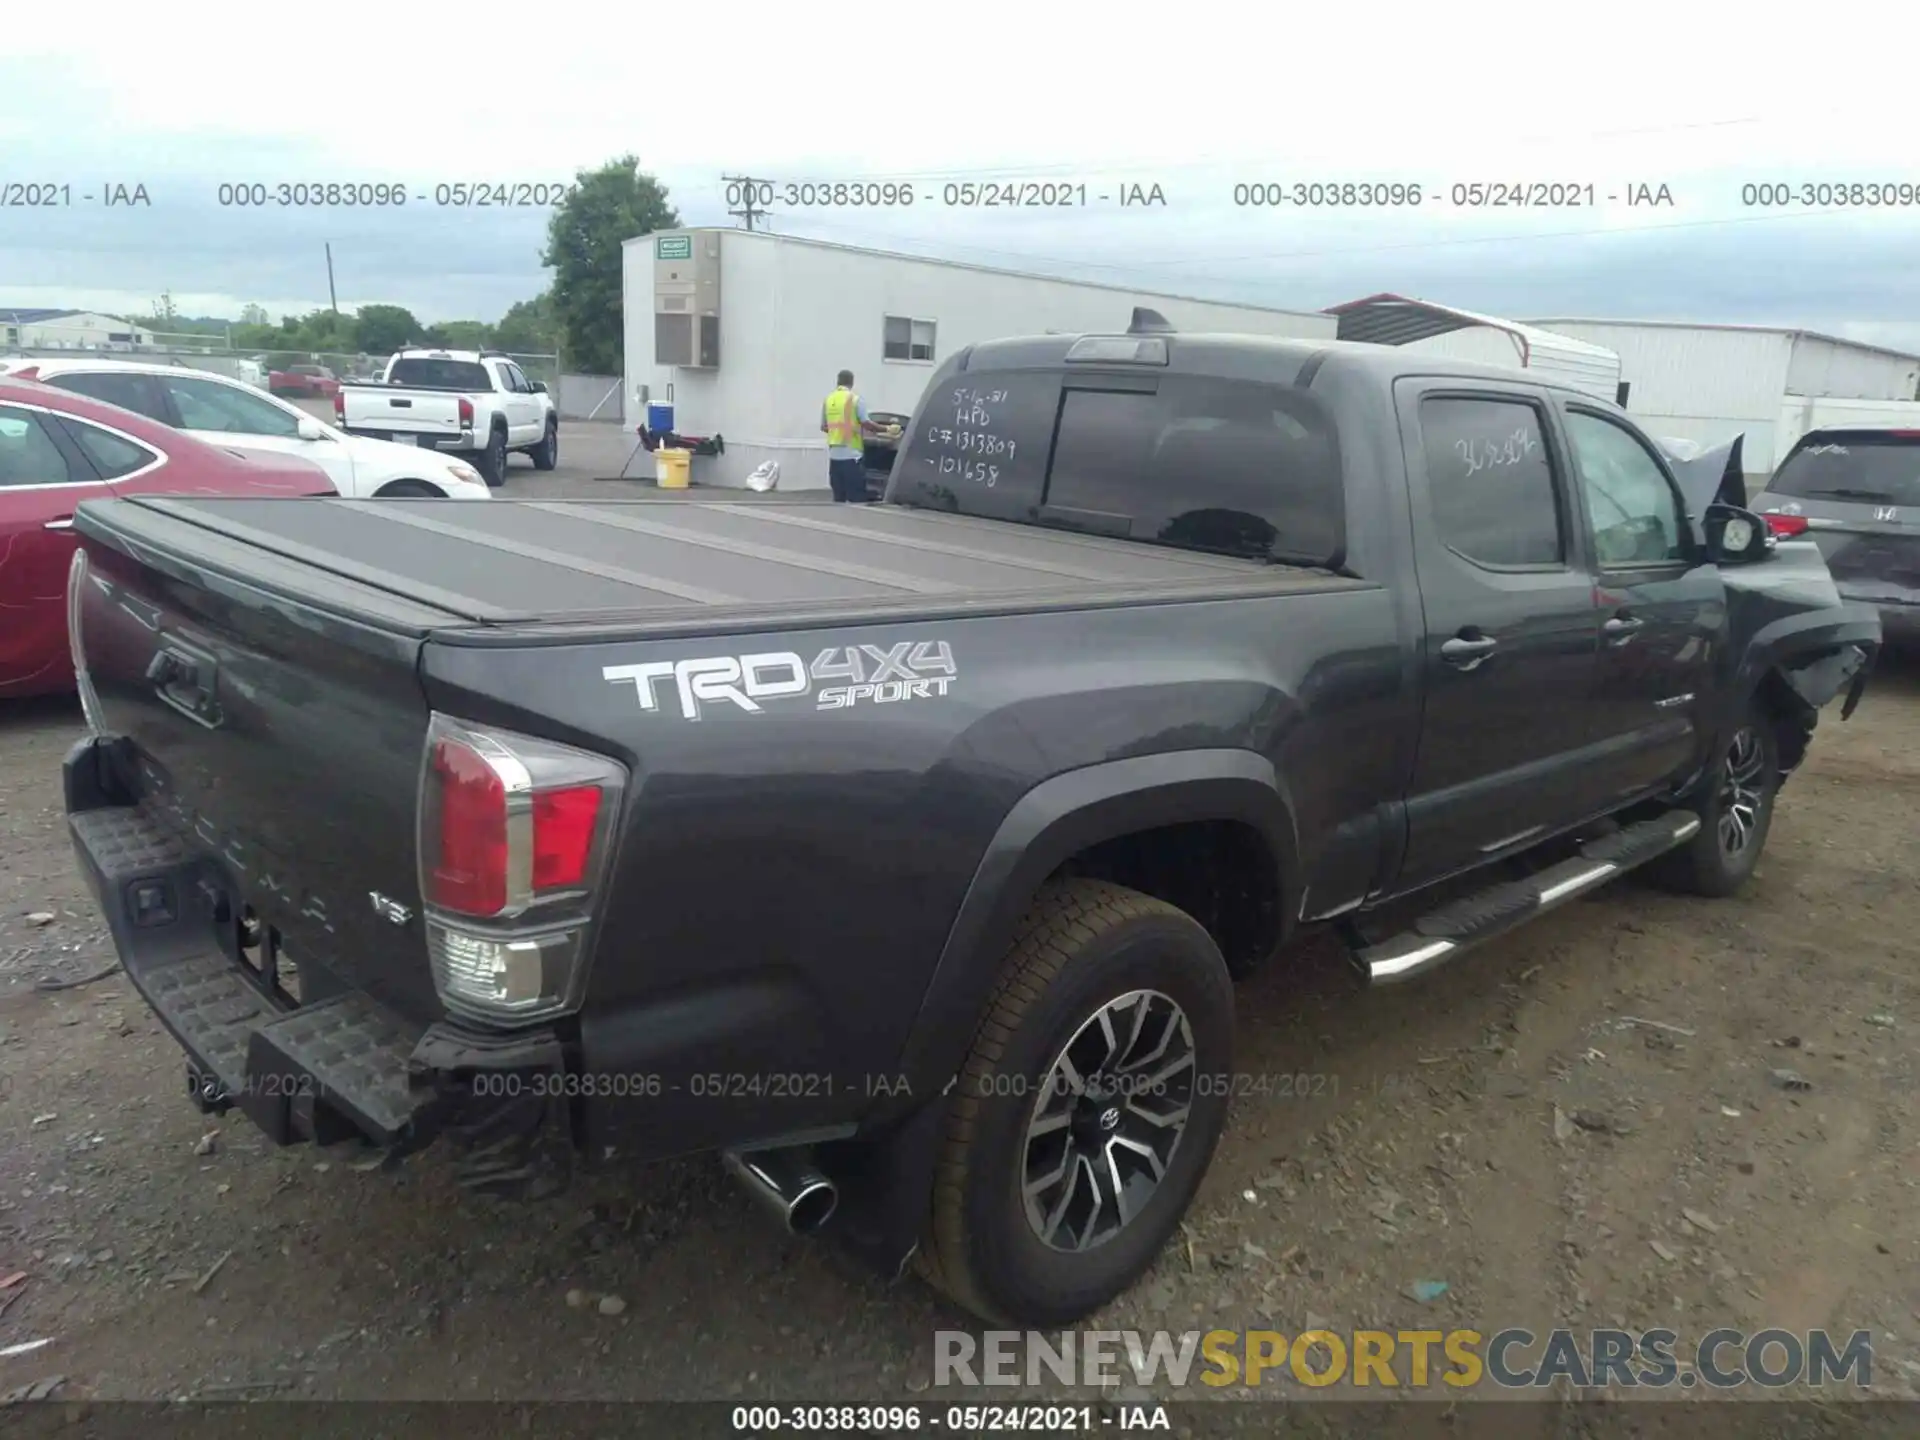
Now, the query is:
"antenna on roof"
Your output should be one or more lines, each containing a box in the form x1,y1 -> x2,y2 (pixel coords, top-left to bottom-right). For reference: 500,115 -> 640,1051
1128,307 -> 1174,335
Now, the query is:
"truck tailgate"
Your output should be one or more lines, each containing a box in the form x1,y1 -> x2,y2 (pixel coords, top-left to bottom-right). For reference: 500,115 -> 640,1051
72,495 -> 458,1026
342,386 -> 465,435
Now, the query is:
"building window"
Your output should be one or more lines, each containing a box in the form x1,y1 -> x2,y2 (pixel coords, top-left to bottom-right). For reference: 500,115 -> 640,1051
883,316 -> 936,363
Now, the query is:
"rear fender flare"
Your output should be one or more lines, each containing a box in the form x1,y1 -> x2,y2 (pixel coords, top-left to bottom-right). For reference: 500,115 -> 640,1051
885,749 -> 1300,1110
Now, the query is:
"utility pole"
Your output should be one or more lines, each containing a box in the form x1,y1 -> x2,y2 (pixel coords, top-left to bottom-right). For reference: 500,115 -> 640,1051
722,175 -> 770,231
325,243 -> 339,313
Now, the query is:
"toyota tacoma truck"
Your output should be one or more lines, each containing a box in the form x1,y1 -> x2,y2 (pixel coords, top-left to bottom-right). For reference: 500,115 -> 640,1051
336,348 -> 559,486
60,324 -> 1879,1326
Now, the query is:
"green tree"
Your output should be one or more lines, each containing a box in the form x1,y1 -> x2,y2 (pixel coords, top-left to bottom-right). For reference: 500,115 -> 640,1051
543,156 -> 678,373
353,303 -> 422,354
494,291 -> 558,354
239,303 -> 269,327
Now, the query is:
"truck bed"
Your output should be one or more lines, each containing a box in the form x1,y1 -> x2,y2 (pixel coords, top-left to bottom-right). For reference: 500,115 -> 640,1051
76,494 -> 1362,641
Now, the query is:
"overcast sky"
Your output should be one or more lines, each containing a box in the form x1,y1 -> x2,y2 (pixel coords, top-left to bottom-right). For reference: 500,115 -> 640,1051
6,4 -> 1919,349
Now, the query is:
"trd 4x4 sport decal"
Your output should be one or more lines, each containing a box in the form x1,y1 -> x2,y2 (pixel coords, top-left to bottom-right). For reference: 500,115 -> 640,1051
604,641 -> 957,720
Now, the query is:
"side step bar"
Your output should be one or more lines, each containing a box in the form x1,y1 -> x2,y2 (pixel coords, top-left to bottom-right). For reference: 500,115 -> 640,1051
1355,810 -> 1701,986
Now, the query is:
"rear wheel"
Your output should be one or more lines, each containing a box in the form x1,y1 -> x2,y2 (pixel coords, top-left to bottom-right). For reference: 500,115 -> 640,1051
530,420 -> 559,471
1650,703 -> 1779,897
916,878 -> 1235,1325
474,427 -> 508,487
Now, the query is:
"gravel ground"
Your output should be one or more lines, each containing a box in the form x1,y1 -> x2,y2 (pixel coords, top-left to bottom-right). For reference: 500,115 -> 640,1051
3,649 -> 1919,1413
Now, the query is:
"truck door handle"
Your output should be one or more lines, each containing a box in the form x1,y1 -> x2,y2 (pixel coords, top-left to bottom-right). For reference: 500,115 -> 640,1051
1440,632 -> 1498,670
1603,614 -> 1645,642
44,517 -> 74,531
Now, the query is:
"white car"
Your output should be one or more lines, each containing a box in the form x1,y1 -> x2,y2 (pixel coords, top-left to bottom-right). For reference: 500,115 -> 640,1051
0,357 -> 492,499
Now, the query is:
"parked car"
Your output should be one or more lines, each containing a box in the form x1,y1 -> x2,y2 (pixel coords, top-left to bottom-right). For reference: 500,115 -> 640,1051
60,328 -> 1879,1326
336,348 -> 558,486
1751,426 -> 1920,642
0,374 -> 335,699
3,359 -> 491,499
268,364 -> 340,399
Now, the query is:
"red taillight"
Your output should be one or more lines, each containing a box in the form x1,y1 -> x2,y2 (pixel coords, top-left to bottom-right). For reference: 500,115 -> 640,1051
532,786 -> 602,888
458,397 -> 474,427
425,735 -> 613,918
1765,513 -> 1809,538
333,390 -> 345,420
429,737 -> 508,916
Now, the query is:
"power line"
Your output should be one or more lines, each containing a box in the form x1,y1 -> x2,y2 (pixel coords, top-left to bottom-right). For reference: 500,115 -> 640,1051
721,174 -> 772,231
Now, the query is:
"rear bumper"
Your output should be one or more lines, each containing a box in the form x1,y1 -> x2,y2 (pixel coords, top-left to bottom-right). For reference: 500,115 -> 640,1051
64,736 -> 570,1188
343,426 -> 476,455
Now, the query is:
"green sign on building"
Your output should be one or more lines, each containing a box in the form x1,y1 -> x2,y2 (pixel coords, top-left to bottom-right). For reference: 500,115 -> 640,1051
656,235 -> 692,260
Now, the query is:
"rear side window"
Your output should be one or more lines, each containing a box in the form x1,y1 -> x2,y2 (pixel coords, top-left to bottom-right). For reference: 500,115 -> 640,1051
58,417 -> 158,479
42,370 -> 169,422
387,359 -> 492,390
0,405 -> 77,486
1420,397 -> 1563,567
895,368 -> 1345,566
1768,432 -> 1920,506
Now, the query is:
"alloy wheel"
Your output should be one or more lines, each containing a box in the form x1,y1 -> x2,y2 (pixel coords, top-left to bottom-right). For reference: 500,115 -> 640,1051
1022,989 -> 1196,1253
1717,727 -> 1767,856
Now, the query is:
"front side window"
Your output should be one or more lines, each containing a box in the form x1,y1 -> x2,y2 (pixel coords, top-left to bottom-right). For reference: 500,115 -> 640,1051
161,376 -> 303,438
1565,411 -> 1688,566
1420,397 -> 1563,567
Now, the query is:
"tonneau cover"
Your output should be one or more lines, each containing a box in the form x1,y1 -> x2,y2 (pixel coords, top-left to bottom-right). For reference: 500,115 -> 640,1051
80,495 -> 1352,638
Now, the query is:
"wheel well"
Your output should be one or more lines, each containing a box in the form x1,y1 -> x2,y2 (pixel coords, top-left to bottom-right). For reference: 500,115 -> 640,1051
374,479 -> 444,498
1049,820 -> 1284,977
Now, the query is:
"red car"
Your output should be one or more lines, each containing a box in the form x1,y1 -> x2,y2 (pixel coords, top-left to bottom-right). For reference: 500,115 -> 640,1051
268,364 -> 341,399
0,375 -> 336,698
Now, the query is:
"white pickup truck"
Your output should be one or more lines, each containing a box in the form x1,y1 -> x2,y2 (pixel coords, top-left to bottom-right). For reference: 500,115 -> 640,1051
336,349 -> 559,486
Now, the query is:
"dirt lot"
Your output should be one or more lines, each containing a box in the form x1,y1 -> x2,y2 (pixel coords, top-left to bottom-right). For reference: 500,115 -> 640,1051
3,650 -> 1919,1414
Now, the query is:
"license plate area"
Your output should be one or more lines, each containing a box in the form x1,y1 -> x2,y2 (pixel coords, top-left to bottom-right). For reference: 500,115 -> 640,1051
391,434 -> 419,446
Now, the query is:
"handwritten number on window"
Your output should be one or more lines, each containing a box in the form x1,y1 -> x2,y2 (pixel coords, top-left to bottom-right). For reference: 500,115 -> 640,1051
1454,427 -> 1541,478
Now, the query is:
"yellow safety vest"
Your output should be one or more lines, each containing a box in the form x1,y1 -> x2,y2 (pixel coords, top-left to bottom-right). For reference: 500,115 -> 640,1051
824,388 -> 863,453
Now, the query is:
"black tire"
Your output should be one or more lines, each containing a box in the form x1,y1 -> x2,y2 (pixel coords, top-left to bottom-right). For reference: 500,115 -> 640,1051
1649,703 -> 1780,898
917,878 -> 1235,1326
530,420 -> 559,471
373,479 -> 444,498
474,426 -> 508,487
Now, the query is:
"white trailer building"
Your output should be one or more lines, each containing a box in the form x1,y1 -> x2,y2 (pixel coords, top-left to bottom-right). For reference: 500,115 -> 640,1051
1523,318 -> 1920,477
621,229 -> 1337,490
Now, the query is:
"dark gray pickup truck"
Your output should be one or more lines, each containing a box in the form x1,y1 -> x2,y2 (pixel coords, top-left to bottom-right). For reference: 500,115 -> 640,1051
61,324 -> 1880,1325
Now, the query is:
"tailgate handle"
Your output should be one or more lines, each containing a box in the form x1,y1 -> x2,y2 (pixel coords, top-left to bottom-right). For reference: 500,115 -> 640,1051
147,646 -> 222,727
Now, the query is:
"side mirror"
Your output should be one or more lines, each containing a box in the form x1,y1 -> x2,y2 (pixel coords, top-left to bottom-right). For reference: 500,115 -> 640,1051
532,381 -> 548,394
1704,504 -> 1771,566
295,417 -> 330,441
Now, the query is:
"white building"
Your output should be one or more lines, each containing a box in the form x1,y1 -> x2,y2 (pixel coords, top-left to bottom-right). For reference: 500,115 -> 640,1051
1326,294 -> 1623,403
0,308 -> 155,351
1523,318 -> 1920,476
621,229 -> 1337,490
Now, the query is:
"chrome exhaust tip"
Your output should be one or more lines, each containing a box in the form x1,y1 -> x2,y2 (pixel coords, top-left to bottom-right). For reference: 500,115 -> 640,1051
723,1147 -> 839,1235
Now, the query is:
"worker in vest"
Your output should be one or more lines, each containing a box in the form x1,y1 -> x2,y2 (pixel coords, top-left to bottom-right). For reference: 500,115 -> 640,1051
821,370 -> 879,503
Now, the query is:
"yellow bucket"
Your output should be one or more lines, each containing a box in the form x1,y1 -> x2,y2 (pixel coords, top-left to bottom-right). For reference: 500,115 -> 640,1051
656,447 -> 691,489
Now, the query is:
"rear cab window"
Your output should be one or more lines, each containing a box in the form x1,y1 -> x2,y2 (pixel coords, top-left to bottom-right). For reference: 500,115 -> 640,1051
387,358 -> 493,391
1767,432 -> 1920,507
892,352 -> 1346,567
